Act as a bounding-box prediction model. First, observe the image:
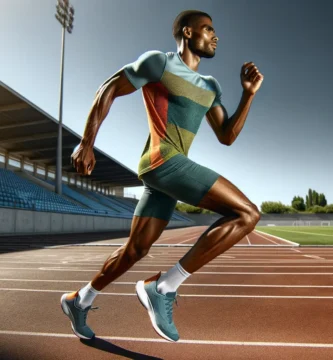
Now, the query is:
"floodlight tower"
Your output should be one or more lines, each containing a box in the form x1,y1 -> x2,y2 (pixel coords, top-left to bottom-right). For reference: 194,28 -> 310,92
55,0 -> 74,195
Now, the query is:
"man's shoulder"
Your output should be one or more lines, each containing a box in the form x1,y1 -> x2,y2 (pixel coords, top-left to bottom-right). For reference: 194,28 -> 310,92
136,50 -> 166,61
201,75 -> 222,94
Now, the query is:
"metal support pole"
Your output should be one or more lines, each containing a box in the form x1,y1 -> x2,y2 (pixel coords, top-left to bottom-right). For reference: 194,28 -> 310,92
56,25 -> 66,195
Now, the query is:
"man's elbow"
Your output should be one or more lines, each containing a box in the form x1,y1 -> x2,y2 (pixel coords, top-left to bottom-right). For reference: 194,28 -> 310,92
219,135 -> 234,146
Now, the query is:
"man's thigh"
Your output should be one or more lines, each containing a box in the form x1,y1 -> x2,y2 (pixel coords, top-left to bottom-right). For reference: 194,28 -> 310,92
134,182 -> 177,222
141,154 -> 220,207
197,175 -> 256,215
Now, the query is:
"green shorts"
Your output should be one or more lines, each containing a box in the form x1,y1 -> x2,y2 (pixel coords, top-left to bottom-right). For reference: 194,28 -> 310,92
134,153 -> 220,221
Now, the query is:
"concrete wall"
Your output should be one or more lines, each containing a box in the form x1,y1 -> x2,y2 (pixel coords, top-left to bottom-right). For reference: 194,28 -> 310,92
0,208 -> 191,235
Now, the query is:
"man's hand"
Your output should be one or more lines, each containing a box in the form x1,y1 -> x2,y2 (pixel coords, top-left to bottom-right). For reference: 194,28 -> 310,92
71,142 -> 96,176
241,62 -> 264,95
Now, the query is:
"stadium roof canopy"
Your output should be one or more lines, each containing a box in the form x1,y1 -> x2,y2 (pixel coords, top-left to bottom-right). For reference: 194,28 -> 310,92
0,81 -> 142,187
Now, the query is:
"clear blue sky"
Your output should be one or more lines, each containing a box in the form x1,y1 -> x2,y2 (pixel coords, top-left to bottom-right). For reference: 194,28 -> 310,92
1,0 -> 332,209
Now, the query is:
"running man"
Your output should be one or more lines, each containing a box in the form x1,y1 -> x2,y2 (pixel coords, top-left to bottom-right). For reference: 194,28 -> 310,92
61,10 -> 264,342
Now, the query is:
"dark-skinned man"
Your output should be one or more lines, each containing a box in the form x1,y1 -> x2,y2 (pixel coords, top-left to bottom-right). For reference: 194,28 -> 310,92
61,9 -> 264,342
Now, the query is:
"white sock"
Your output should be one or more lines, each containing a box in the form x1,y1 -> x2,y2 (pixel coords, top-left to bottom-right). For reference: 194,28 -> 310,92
77,282 -> 100,309
157,262 -> 191,295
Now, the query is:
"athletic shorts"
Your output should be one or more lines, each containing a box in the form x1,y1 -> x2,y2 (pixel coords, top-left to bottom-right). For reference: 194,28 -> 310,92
134,153 -> 220,221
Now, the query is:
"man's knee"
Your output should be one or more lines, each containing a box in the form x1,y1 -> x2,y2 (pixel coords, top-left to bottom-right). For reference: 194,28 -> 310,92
240,203 -> 261,232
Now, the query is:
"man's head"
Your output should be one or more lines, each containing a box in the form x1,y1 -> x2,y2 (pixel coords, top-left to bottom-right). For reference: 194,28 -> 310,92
173,10 -> 218,58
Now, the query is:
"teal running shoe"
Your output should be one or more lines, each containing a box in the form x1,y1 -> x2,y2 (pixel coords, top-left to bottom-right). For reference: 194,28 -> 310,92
60,290 -> 99,340
135,272 -> 180,342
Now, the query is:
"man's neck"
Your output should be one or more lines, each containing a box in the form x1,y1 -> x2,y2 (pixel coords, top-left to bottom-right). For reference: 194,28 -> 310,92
177,46 -> 201,72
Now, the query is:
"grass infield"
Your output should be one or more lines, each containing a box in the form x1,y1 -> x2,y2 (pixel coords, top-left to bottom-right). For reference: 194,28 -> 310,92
255,226 -> 333,245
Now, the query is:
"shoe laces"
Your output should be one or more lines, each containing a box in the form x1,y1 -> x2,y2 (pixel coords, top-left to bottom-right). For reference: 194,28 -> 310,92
81,306 -> 99,326
165,294 -> 180,323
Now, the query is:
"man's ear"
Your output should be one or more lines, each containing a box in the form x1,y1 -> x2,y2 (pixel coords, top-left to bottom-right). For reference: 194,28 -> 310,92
182,26 -> 192,39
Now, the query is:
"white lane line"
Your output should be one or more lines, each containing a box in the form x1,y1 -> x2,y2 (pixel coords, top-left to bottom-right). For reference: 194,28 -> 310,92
141,265 -> 333,268
3,279 -> 333,288
147,255 -> 154,258
291,249 -> 302,253
2,258 -> 332,265
35,268 -> 333,275
178,236 -> 199,244
2,330 -> 333,347
3,266 -> 333,275
1,259 -> 332,267
263,229 -> 333,237
253,232 -> 281,245
154,230 -> 202,244
1,288 -> 333,299
2,262 -> 333,268
254,230 -> 299,245
246,235 -> 251,245
303,255 -> 325,260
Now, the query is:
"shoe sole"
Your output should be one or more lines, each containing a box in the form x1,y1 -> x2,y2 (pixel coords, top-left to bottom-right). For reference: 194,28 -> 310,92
60,293 -> 94,340
135,281 -> 177,342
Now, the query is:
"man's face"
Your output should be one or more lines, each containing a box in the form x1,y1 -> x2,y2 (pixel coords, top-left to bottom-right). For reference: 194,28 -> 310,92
186,16 -> 218,58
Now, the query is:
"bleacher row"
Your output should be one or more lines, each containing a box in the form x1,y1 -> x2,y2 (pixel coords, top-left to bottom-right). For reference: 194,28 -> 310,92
0,168 -> 191,223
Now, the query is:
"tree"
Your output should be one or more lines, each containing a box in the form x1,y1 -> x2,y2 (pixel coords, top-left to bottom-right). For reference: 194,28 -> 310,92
291,196 -> 305,211
319,193 -> 327,207
176,202 -> 203,213
312,205 -> 326,214
261,201 -> 289,214
313,190 -> 319,206
325,204 -> 333,213
306,189 -> 327,209
308,189 -> 313,209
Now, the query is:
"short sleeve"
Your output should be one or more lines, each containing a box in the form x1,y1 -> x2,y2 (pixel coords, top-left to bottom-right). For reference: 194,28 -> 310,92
122,50 -> 167,90
210,77 -> 223,109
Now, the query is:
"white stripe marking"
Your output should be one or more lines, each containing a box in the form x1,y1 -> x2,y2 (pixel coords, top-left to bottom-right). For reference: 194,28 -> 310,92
1,288 -> 333,299
1,262 -> 333,268
3,279 -> 333,288
267,229 -> 333,237
2,267 -> 333,275
254,232 -> 280,245
246,235 -> 251,245
254,230 -> 300,245
303,255 -> 325,260
178,236 -> 199,244
2,330 -> 333,347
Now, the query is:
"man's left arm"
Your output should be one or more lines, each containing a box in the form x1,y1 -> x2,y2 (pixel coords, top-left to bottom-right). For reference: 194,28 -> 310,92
206,62 -> 264,146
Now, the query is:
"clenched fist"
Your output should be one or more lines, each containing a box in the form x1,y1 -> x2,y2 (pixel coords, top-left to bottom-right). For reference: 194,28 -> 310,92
71,142 -> 96,176
241,62 -> 264,95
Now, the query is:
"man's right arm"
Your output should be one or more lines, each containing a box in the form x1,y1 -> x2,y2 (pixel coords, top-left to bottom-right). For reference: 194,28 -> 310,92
81,70 -> 137,148
81,50 -> 166,148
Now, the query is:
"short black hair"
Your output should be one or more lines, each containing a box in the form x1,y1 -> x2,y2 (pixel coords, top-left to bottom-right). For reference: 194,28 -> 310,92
173,10 -> 212,46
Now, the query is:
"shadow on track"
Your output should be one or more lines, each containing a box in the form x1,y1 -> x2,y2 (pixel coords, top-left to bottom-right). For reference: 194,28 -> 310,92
80,337 -> 164,360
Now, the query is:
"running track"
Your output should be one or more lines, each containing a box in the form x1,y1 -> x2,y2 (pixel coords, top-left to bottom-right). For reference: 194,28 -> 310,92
1,226 -> 333,360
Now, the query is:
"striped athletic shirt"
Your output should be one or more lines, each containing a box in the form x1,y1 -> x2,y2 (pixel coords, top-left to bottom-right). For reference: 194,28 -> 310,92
122,50 -> 223,179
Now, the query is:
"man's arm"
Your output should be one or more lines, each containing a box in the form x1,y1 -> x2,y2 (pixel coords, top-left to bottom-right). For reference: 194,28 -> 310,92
72,50 -> 166,175
81,70 -> 137,148
206,90 -> 254,146
206,61 -> 264,146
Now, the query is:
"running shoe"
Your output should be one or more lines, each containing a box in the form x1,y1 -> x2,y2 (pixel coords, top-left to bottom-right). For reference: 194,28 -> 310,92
135,272 -> 180,342
60,290 -> 98,340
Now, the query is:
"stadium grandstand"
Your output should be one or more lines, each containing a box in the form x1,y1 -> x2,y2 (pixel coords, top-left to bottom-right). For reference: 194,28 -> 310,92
0,81 -> 194,236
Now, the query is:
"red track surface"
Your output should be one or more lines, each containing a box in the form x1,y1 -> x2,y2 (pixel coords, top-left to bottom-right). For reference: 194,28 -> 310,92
1,226 -> 333,359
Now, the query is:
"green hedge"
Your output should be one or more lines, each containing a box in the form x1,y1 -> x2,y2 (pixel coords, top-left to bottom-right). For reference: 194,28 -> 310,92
175,202 -> 215,214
